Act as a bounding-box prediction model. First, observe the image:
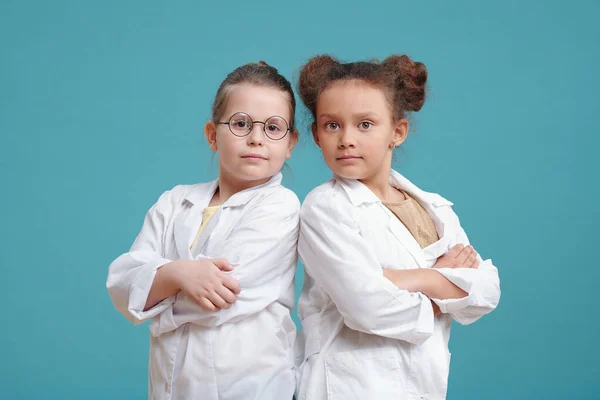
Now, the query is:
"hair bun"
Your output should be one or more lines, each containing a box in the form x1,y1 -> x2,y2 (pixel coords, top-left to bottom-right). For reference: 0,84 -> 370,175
381,55 -> 427,112
298,55 -> 339,114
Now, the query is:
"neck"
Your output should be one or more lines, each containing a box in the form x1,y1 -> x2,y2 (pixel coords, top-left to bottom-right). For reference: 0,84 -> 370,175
359,164 -> 395,202
213,168 -> 272,205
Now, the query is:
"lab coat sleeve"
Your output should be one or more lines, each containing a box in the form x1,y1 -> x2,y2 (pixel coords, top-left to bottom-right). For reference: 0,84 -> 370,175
298,191 -> 435,345
430,214 -> 501,325
106,189 -> 180,325
174,189 -> 300,327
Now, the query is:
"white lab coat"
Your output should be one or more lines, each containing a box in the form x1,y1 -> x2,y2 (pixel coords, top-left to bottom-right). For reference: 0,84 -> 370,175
107,173 -> 299,400
296,170 -> 501,400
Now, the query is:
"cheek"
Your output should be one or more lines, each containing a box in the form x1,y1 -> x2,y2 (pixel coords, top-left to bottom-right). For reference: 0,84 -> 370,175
316,136 -> 336,157
216,136 -> 241,161
218,134 -> 238,150
270,143 -> 290,160
365,134 -> 390,151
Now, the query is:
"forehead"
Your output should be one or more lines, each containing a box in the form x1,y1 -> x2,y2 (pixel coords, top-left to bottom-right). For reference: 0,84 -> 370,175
222,83 -> 292,121
317,80 -> 389,117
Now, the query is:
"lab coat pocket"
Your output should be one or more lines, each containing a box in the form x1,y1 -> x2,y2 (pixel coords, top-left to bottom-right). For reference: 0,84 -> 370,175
324,348 -> 405,400
149,326 -> 185,400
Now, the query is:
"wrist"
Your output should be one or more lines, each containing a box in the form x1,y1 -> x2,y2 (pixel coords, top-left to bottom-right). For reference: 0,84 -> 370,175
412,269 -> 436,296
161,261 -> 182,291
394,269 -> 427,293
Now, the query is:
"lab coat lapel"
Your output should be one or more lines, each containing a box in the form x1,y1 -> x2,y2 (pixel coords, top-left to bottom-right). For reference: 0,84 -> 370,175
389,169 -> 454,264
187,173 -> 284,258
173,180 -> 218,260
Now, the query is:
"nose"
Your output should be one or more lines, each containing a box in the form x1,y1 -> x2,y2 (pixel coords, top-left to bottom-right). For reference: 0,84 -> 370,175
338,128 -> 356,148
246,123 -> 265,146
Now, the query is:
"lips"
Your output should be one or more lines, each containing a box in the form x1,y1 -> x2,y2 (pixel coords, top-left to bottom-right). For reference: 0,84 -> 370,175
241,154 -> 268,160
336,155 -> 362,160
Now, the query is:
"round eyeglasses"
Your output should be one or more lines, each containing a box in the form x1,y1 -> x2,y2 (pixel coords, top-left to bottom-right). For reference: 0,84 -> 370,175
216,112 -> 292,141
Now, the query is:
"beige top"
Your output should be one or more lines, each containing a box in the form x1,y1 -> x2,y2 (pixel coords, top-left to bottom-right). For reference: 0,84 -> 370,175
384,190 -> 439,249
189,205 -> 221,250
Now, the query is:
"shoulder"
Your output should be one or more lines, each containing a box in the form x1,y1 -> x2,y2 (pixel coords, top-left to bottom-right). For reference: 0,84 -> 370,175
152,182 -> 212,212
300,179 -> 352,220
260,185 -> 301,213
233,184 -> 302,222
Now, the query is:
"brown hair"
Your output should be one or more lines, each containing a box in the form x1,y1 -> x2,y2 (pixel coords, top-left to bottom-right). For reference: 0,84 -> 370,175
298,54 -> 427,122
212,61 -> 296,129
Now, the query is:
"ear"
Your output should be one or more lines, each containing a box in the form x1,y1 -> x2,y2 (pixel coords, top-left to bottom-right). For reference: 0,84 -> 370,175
285,129 -> 299,159
204,121 -> 218,151
390,118 -> 409,149
311,122 -> 321,148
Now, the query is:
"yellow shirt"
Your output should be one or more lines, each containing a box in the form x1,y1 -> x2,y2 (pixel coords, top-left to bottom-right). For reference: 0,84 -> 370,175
384,190 -> 439,249
189,205 -> 221,250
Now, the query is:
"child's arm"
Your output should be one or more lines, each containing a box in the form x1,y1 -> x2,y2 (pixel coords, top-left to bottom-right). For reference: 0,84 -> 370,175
153,189 -> 301,330
383,225 -> 500,325
428,224 -> 501,325
298,191 -> 435,345
382,244 -> 476,299
107,190 -> 177,325
144,258 -> 239,312
143,262 -> 180,310
108,188 -> 242,326
383,268 -> 468,300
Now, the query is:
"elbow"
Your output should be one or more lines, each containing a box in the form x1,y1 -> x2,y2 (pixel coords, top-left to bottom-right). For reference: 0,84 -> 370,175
452,289 -> 502,326
106,285 -> 132,322
109,297 -> 147,326
452,304 -> 495,325
481,276 -> 501,312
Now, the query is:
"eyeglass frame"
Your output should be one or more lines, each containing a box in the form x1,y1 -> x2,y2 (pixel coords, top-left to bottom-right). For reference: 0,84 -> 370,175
215,112 -> 294,141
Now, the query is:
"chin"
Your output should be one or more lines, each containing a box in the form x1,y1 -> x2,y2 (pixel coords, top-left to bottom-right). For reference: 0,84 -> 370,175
236,168 -> 276,182
330,166 -> 367,180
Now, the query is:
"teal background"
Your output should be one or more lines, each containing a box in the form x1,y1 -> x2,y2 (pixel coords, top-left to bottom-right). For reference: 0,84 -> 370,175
1,0 -> 598,398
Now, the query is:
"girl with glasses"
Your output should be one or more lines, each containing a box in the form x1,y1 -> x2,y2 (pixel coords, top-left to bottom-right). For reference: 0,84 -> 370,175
107,61 -> 299,400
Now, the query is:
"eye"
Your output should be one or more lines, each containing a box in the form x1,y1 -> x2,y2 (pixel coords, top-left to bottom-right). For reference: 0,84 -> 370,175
358,121 -> 373,130
325,122 -> 340,131
267,124 -> 281,132
234,120 -> 250,128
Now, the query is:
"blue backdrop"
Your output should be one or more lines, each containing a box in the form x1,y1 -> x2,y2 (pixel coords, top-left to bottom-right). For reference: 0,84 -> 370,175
1,0 -> 598,398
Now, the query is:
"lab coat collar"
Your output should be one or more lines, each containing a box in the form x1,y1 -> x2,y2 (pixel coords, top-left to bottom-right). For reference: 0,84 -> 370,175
174,172 -> 283,259
183,172 -> 283,208
388,169 -> 453,208
335,169 -> 453,208
336,169 -> 454,268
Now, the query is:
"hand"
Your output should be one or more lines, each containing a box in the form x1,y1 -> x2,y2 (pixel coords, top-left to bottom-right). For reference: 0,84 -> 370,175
433,244 -> 479,269
170,258 -> 241,311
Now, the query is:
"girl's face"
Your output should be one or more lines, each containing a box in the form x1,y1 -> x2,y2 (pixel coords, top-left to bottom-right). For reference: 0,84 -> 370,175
205,83 -> 297,187
313,80 -> 408,183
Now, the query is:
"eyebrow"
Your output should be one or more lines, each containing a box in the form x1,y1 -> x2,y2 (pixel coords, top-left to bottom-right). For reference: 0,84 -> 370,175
318,112 -> 380,120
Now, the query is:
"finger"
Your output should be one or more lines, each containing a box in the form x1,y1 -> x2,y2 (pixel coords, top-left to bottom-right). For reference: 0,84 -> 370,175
216,285 -> 237,305
222,274 -> 241,294
197,297 -> 219,312
456,246 -> 473,265
471,255 -> 481,269
208,291 -> 229,309
465,251 -> 478,268
447,244 -> 464,258
212,258 -> 234,271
